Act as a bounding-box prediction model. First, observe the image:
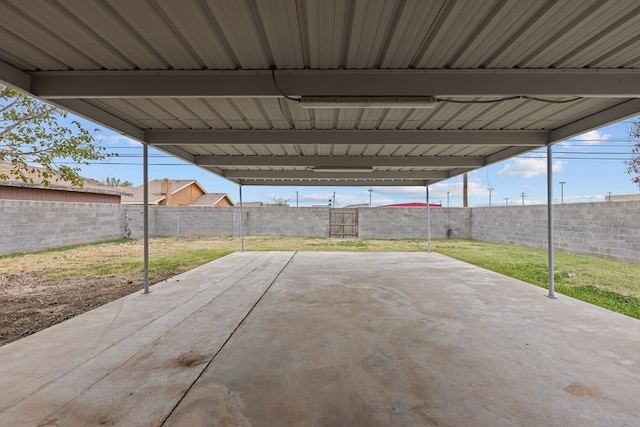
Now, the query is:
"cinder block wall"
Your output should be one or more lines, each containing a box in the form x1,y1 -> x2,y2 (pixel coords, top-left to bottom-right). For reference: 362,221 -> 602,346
243,207 -> 329,237
471,202 -> 640,263
125,206 -> 329,238
471,205 -> 548,247
125,206 -> 238,238
2,201 -> 639,263
0,200 -> 125,254
359,207 -> 471,239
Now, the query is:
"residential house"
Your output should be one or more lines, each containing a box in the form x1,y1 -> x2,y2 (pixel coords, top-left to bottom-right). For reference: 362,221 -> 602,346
190,193 -> 235,207
379,202 -> 443,207
0,161 -> 130,204
237,201 -> 264,207
122,179 -> 234,206
606,193 -> 640,202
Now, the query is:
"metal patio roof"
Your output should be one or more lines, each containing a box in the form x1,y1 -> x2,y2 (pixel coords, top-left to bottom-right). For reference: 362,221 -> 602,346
1,0 -> 639,186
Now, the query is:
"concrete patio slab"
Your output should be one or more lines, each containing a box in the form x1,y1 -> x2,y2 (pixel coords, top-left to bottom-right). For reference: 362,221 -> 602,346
1,251 -> 639,426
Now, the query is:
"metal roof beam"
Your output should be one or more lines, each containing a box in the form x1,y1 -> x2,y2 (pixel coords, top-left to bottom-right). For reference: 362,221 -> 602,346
52,99 -> 145,141
485,146 -> 540,165
146,129 -> 548,146
549,98 -> 640,143
195,156 -> 484,168
30,69 -> 640,98
152,145 -> 197,164
0,63 -> 147,141
223,170 -> 449,180
0,59 -> 32,92
234,179 -> 433,187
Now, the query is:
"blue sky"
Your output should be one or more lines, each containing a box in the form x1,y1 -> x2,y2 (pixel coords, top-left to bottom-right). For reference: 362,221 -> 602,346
74,116 -> 640,208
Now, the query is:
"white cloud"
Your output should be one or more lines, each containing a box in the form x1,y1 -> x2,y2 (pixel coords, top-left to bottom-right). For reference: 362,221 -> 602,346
270,192 -> 363,207
562,129 -> 610,147
466,181 -> 491,197
372,187 -> 427,198
98,134 -> 140,147
497,158 -> 565,178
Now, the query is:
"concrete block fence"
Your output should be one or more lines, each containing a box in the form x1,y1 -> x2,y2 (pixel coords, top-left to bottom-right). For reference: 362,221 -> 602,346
358,207 -> 471,239
471,202 -> 640,262
0,200 -> 124,255
1,200 -> 639,263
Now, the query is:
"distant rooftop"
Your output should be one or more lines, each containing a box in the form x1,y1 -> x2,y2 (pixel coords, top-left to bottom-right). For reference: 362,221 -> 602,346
0,162 -> 131,197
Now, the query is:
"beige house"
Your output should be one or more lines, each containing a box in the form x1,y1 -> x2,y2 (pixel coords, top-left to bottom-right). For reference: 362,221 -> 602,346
122,179 -> 234,207
606,193 -> 640,202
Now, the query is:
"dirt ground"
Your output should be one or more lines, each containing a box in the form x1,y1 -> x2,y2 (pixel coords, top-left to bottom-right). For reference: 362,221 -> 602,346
0,269 -> 179,347
0,238 -> 239,347
0,236 -> 434,347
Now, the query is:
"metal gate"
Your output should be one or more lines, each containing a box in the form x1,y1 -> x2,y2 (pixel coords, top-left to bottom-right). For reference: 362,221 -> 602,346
329,209 -> 359,237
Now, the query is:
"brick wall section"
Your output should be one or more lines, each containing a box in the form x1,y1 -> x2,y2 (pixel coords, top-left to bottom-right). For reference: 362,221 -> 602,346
471,202 -> 640,263
0,200 -> 124,254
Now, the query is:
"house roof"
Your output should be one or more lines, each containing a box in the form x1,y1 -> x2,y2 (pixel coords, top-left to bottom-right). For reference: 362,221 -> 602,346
190,193 -> 235,206
1,1 -> 639,187
121,179 -> 202,204
380,202 -> 443,208
0,162 -> 131,197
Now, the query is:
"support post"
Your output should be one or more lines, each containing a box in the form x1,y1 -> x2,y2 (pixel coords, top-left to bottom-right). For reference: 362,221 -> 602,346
547,145 -> 556,299
143,144 -> 150,294
239,184 -> 244,252
426,185 -> 431,253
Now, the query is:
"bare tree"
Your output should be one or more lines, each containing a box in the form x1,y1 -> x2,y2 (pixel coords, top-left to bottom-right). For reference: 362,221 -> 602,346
267,196 -> 290,206
102,177 -> 133,187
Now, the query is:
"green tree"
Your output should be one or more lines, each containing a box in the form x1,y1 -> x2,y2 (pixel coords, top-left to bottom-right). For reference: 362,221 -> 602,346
0,84 -> 107,186
102,177 -> 133,187
626,119 -> 640,190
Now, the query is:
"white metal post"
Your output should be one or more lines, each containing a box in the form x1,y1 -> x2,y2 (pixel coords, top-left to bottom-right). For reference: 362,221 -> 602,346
426,185 -> 431,253
239,184 -> 244,252
547,145 -> 556,299
143,144 -> 150,294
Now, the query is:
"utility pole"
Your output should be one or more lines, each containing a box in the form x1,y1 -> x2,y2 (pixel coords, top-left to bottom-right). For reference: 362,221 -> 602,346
296,191 -> 299,207
488,187 -> 494,207
521,192 -> 526,206
332,191 -> 336,208
368,187 -> 372,207
559,181 -> 566,204
607,191 -> 612,202
463,172 -> 468,207
504,197 -> 509,206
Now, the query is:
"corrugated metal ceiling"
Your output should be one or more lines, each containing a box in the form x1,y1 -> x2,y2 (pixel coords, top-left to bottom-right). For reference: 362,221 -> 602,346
0,0 -> 639,186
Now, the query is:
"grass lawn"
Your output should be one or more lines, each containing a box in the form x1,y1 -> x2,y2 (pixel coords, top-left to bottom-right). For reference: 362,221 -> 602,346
2,236 -> 639,320
432,240 -> 640,319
